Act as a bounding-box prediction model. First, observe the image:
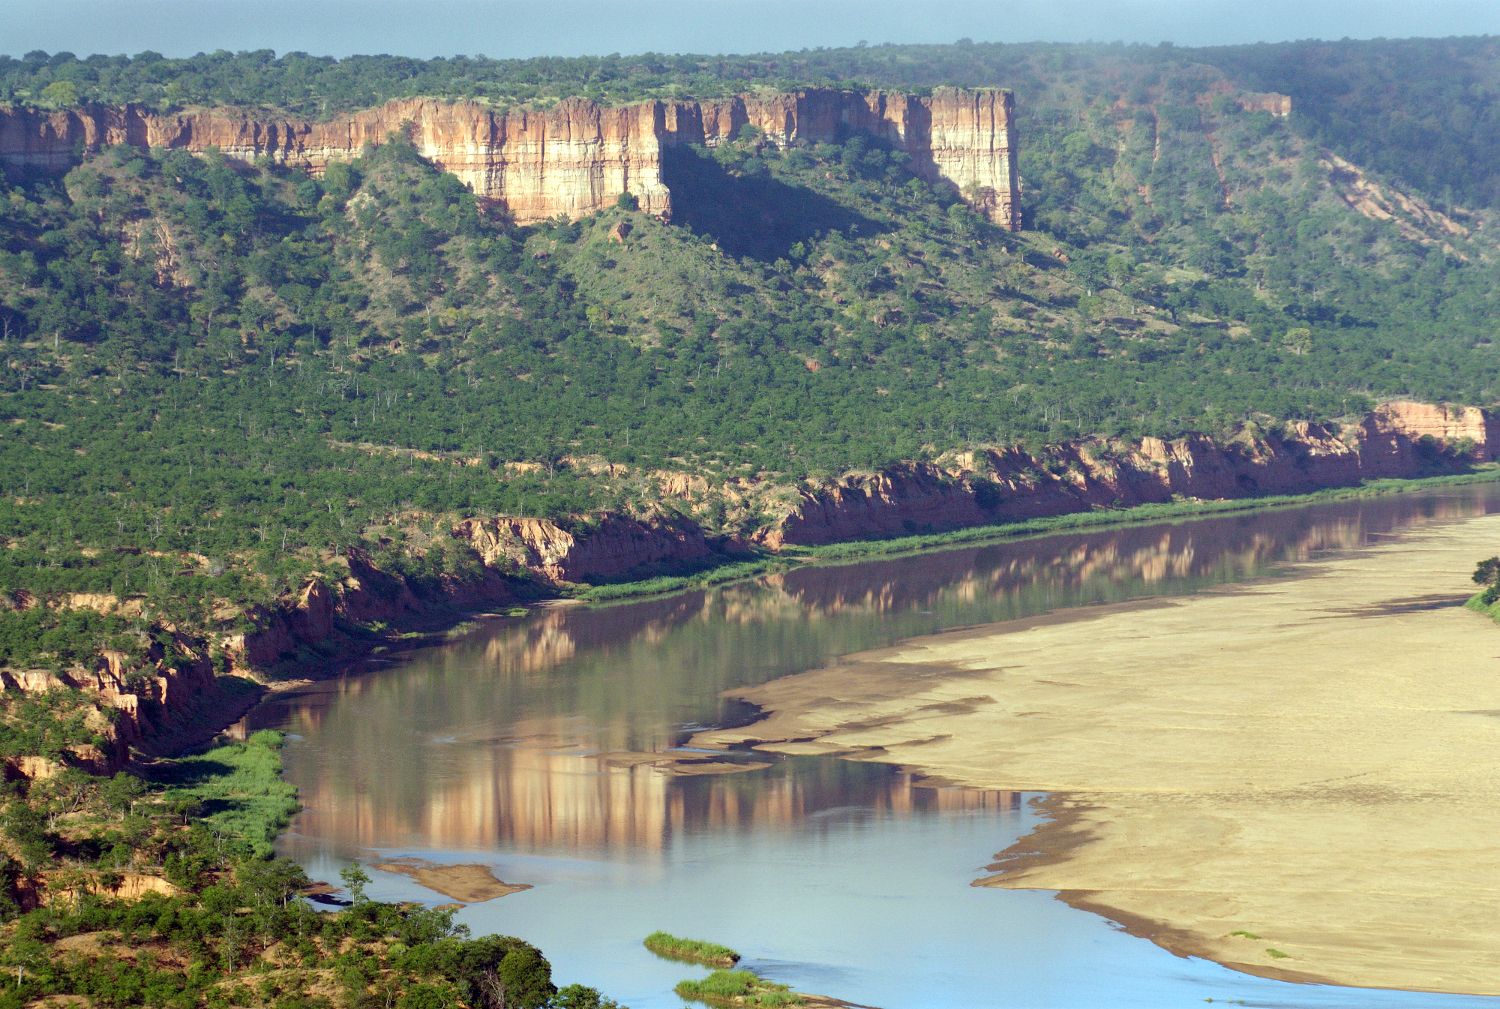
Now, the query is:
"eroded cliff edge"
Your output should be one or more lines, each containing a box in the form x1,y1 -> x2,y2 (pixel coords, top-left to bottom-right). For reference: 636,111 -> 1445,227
3,399 -> 1495,782
0,88 -> 1020,228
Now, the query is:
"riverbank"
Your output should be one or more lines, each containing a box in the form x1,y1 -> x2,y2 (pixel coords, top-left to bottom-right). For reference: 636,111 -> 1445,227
579,468 -> 1500,605
212,469 -> 1500,767
191,469 -> 1500,731
693,510 -> 1500,996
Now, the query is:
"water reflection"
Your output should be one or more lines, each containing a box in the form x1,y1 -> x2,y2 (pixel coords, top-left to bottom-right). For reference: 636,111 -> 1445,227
260,486 -> 1500,865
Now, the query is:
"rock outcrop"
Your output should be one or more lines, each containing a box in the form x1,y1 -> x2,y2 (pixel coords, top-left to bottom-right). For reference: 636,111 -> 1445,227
659,88 -> 1018,226
1323,152 -> 1471,250
0,88 -> 1020,228
455,512 -> 712,583
0,631 -> 223,772
1236,91 -> 1293,117
223,546 -> 513,670
758,401 -> 1499,547
1369,399 -> 1500,452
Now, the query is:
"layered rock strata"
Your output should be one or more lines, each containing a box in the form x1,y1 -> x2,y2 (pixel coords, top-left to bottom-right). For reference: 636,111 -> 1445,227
759,400 -> 1499,547
454,513 -> 711,584
659,88 -> 1018,226
0,88 -> 1020,227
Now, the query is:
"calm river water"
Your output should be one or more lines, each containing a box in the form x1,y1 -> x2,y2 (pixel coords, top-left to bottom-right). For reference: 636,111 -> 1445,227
253,485 -> 1500,1009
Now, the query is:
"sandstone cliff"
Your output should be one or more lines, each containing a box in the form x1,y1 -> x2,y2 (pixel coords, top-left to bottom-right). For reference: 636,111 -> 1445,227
0,88 -> 1019,228
660,87 -> 1017,226
757,400 -> 1499,547
0,628 -> 229,773
454,512 -> 711,584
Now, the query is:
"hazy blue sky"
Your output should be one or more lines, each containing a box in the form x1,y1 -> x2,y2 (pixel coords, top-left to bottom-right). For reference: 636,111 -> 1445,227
3,0 -> 1498,59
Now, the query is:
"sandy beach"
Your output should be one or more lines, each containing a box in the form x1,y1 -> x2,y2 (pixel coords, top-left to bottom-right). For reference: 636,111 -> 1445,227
695,513 -> 1500,995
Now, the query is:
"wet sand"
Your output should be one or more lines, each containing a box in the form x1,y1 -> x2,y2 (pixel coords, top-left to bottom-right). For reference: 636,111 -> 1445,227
695,514 -> 1500,995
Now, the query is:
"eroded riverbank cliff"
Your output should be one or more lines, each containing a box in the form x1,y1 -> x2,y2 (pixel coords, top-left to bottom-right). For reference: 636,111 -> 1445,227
1,400 -> 1495,778
0,88 -> 1020,227
757,400 -> 1500,546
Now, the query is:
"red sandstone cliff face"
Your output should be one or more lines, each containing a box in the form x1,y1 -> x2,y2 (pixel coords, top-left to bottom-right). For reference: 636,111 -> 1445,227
0,88 -> 1020,228
222,547 -> 519,670
0,513 -> 710,777
454,512 -> 712,583
1369,400 -> 1500,452
0,629 -> 224,772
0,98 -> 673,221
660,88 -> 1018,226
757,401 -> 1498,547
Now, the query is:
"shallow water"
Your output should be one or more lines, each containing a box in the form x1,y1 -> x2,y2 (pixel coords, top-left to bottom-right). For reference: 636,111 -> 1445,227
257,485 -> 1500,1008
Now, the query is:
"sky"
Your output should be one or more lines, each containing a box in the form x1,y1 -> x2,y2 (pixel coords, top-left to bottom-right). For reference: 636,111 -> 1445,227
2,0 -> 1498,59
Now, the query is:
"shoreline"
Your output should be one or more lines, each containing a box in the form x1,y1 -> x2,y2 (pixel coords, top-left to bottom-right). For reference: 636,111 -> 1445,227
221,470 -> 1500,726
174,470 -> 1500,998
691,508 -> 1500,997
582,468 -> 1500,607
982,793 -> 1350,990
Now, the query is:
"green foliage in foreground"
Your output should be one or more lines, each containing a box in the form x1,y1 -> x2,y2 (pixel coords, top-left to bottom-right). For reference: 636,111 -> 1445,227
0,894 -> 560,1009
0,736 -> 625,1008
674,969 -> 804,1007
1463,550 -> 1500,621
643,930 -> 741,967
578,558 -> 792,603
1466,592 -> 1500,624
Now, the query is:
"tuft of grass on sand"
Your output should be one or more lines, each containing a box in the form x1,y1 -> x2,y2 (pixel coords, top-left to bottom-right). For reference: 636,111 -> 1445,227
674,969 -> 806,1007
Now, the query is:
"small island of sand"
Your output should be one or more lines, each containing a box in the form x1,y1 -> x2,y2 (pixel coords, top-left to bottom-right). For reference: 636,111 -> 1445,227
373,858 -> 531,904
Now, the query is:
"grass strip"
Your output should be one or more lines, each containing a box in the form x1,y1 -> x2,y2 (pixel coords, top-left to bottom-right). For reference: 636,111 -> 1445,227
146,729 -> 300,856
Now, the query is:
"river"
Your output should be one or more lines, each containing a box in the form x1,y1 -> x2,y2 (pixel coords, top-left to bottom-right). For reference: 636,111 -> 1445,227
251,484 -> 1500,1008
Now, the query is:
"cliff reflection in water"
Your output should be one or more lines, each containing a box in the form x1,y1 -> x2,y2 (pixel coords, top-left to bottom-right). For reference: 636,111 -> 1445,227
265,486 -> 1500,862
280,744 -> 1018,856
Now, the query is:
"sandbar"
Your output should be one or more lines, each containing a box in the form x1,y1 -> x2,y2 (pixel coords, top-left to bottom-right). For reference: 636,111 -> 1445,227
373,858 -> 531,903
695,513 -> 1500,995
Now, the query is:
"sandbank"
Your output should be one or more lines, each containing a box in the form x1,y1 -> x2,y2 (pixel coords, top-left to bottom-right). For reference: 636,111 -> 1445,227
373,858 -> 531,903
695,514 -> 1500,995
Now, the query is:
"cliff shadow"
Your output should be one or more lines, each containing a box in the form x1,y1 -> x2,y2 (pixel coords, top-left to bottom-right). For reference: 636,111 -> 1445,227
662,145 -> 886,262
